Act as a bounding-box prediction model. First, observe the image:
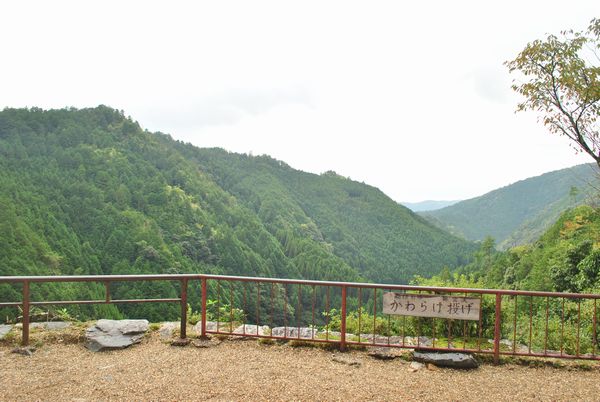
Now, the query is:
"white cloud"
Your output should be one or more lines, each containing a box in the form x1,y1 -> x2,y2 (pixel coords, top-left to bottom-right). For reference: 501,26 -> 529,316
0,0 -> 596,202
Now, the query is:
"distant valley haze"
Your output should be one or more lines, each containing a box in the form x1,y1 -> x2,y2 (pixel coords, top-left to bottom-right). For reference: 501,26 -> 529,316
400,200 -> 461,212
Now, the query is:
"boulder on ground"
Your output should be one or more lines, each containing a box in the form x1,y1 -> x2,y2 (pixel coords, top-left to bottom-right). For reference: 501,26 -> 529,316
412,351 -> 479,369
11,347 -> 35,357
271,327 -> 318,339
0,325 -> 12,340
358,334 -> 408,345
232,324 -> 270,336
86,319 -> 149,352
332,353 -> 361,367
408,361 -> 425,372
368,347 -> 401,360
193,321 -> 233,334
170,338 -> 191,347
158,322 -> 180,339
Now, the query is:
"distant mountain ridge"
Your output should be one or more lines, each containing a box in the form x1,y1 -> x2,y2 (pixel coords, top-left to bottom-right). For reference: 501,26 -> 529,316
421,164 -> 598,249
401,200 -> 460,212
0,106 -> 475,321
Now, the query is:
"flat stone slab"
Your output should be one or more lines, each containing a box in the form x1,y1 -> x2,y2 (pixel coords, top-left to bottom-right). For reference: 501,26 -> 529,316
271,327 -> 318,339
0,325 -> 12,340
86,319 -> 149,352
12,347 -> 35,357
368,347 -> 401,360
170,338 -> 191,347
192,338 -> 222,348
30,322 -> 72,330
413,351 -> 479,369
332,354 -> 361,367
357,335 -> 433,346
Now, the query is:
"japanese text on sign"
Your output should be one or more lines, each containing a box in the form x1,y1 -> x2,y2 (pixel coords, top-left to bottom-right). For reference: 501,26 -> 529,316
382,292 -> 481,320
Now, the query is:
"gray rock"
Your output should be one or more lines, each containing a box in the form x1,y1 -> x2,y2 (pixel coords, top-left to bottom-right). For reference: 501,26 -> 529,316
96,319 -> 148,335
409,361 -> 425,372
332,354 -> 361,367
158,322 -> 179,339
86,319 -> 149,352
358,334 -> 407,345
11,347 -> 35,356
193,321 -> 233,334
232,324 -> 270,336
488,338 -> 513,347
0,325 -> 12,339
170,338 -> 191,347
30,322 -> 71,330
412,351 -> 479,369
368,347 -> 400,360
271,327 -> 318,339
192,338 -> 222,348
413,336 -> 434,347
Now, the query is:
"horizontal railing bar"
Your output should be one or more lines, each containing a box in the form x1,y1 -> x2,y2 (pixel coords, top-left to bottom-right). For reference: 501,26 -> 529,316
29,298 -> 181,306
2,272 -> 599,361
0,302 -> 21,307
1,273 -> 599,299
0,274 -> 195,283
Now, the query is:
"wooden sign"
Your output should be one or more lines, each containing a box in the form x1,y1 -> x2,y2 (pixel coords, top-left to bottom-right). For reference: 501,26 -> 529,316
382,292 -> 481,321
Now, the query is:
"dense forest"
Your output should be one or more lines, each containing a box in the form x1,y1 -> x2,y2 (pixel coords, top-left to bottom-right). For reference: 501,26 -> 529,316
323,206 -> 600,355
421,164 -> 598,249
0,106 -> 474,321
419,205 -> 600,294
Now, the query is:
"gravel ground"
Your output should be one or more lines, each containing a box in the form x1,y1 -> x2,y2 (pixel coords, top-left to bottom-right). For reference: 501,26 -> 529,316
1,333 -> 600,401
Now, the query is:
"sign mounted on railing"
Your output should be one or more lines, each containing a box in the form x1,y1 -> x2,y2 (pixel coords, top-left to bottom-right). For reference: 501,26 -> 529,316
382,292 -> 481,320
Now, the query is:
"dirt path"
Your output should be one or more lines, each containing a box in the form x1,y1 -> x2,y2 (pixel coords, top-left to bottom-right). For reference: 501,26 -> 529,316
1,334 -> 599,401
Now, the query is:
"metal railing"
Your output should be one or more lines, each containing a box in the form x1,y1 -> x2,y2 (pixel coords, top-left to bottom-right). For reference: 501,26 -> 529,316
0,274 -> 598,363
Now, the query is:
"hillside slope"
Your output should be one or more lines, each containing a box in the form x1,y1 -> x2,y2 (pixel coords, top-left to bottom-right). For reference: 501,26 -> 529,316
424,205 -> 600,295
421,164 -> 598,249
172,147 -> 475,283
0,106 -> 475,319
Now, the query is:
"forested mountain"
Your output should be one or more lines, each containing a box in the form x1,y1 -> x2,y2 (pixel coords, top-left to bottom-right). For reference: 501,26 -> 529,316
421,164 -> 598,249
419,205 -> 600,294
171,147 -> 474,284
0,106 -> 474,320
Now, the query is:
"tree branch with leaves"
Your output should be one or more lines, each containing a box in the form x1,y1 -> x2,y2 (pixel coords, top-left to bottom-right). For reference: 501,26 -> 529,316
506,18 -> 600,168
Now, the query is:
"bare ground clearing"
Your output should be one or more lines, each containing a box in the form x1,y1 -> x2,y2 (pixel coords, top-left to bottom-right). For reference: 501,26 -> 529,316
1,330 -> 600,401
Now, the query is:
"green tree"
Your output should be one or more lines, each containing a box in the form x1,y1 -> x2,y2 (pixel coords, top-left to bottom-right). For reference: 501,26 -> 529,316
506,18 -> 600,168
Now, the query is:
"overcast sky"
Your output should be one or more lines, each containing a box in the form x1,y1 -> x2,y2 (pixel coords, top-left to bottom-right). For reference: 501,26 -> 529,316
1,1 -> 598,202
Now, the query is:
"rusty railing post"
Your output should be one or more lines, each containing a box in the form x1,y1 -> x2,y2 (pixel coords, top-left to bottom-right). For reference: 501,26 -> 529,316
201,277 -> 207,337
494,293 -> 502,364
340,285 -> 347,351
180,278 -> 188,339
22,280 -> 30,346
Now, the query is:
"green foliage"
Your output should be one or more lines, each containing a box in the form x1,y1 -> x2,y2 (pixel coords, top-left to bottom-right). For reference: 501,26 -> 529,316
186,303 -> 202,325
421,205 -> 600,293
325,308 -> 392,336
507,18 -> 600,168
422,164 -> 598,248
0,106 -> 474,323
178,148 -> 475,284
